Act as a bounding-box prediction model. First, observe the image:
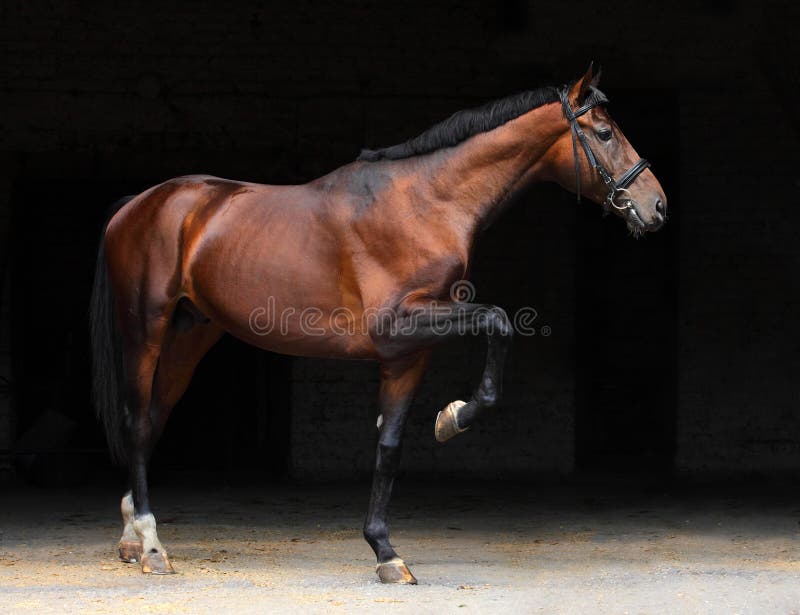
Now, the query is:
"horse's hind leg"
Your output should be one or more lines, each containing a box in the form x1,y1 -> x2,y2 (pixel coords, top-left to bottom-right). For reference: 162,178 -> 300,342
120,313 -> 175,574
122,306 -> 222,573
118,490 -> 143,563
364,352 -> 430,584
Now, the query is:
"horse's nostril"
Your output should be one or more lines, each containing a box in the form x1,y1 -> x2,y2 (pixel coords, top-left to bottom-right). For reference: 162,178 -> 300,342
655,199 -> 666,216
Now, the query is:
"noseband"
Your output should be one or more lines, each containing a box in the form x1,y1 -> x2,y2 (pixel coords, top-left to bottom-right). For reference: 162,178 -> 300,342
559,87 -> 650,210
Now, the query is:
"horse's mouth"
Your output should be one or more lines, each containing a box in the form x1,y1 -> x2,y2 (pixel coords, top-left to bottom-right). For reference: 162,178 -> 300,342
624,205 -> 647,237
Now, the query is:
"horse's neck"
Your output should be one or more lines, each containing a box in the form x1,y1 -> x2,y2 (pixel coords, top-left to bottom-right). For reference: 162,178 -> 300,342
419,102 -> 564,229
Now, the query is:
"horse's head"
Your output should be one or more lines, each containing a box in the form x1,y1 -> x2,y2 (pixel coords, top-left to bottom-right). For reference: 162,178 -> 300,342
549,64 -> 667,235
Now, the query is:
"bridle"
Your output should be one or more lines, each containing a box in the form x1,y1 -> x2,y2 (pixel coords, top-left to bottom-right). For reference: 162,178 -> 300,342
559,86 -> 650,210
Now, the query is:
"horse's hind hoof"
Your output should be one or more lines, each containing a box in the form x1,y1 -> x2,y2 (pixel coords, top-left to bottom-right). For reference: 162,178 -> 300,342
118,540 -> 144,563
376,558 -> 417,584
141,550 -> 175,575
435,400 -> 469,442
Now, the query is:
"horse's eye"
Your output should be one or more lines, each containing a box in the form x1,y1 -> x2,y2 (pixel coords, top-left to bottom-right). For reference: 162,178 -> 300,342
597,129 -> 612,142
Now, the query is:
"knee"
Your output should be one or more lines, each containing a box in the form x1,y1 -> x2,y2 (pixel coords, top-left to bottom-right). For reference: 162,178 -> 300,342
489,307 -> 513,339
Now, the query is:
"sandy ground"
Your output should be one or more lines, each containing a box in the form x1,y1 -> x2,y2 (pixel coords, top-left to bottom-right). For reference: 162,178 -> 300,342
1,480 -> 799,614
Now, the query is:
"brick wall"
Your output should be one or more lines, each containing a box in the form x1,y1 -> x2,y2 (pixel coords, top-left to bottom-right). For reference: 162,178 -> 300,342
0,0 -> 797,480
675,81 -> 800,474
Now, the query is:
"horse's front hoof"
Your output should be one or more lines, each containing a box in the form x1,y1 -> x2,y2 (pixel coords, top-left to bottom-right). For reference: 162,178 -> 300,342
141,550 -> 175,575
118,540 -> 143,563
435,400 -> 469,442
376,557 -> 417,584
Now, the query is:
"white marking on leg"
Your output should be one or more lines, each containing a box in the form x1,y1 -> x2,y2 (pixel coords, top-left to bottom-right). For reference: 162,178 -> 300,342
120,491 -> 138,542
376,414 -> 383,430
132,513 -> 166,555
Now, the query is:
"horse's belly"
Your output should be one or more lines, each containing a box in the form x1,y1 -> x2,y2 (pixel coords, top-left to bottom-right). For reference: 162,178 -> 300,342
189,260 -> 378,360
204,295 -> 379,360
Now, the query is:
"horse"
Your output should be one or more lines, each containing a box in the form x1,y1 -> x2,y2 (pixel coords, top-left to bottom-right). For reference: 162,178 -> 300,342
90,64 -> 666,583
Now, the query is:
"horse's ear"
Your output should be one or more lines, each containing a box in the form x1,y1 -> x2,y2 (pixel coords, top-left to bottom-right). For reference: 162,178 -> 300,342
569,62 -> 601,104
590,64 -> 602,88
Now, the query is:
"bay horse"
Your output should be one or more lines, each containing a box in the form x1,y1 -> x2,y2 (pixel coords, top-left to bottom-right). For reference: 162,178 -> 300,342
90,65 -> 666,583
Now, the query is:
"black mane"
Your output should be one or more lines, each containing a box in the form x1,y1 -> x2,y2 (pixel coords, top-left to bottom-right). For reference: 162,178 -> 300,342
358,83 -> 608,162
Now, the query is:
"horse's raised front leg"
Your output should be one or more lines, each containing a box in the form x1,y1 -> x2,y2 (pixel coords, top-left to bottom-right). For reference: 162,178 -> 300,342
364,353 -> 430,584
432,303 -> 513,441
378,300 -> 513,442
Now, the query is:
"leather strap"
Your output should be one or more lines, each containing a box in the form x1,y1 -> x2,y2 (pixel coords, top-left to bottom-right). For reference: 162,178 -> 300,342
615,158 -> 650,189
559,86 -> 650,206
569,119 -> 582,201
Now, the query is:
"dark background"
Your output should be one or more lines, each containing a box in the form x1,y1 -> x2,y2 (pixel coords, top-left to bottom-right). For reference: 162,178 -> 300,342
0,0 -> 798,487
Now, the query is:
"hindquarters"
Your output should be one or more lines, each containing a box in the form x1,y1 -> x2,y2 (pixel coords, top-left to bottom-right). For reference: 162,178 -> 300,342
93,177 -> 237,461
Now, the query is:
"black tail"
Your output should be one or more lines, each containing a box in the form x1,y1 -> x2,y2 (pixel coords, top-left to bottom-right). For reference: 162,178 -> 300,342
89,196 -> 134,464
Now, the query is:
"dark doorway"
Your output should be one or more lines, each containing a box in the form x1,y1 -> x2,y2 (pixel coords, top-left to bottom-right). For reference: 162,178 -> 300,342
8,179 -> 291,484
574,90 -> 679,474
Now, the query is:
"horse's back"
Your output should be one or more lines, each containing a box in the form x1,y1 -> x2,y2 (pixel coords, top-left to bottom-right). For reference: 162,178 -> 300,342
106,174 -> 302,256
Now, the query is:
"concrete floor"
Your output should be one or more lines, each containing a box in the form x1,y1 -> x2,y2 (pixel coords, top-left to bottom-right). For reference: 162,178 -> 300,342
0,480 -> 798,614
